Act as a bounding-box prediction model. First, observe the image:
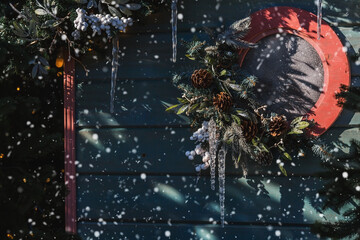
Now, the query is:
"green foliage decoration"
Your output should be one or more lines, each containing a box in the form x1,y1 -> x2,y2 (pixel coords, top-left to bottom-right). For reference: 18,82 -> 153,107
1,0 -> 167,78
166,17 -> 313,176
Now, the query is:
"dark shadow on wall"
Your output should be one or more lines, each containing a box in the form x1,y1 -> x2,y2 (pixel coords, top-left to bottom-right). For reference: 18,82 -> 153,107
241,34 -> 324,119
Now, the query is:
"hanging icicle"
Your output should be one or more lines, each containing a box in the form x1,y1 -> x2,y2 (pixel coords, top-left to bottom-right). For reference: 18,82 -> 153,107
208,118 -> 218,191
317,0 -> 322,40
110,34 -> 119,114
171,0 -> 178,63
218,144 -> 227,227
240,155 -> 248,178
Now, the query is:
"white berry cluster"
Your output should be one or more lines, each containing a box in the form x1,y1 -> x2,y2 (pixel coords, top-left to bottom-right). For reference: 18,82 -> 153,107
72,8 -> 133,40
185,121 -> 211,172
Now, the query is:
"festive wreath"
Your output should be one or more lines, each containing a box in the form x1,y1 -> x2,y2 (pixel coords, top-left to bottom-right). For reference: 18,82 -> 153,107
166,17 -> 314,226
167,17 -> 311,175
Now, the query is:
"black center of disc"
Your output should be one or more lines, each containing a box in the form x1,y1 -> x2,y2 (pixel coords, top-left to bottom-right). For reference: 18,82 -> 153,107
242,34 -> 324,118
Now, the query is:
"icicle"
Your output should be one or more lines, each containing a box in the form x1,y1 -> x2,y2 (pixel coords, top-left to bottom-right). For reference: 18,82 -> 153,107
208,118 -> 218,191
218,144 -> 227,227
317,0 -> 322,40
240,154 -> 248,178
171,0 -> 178,63
110,34 -> 119,113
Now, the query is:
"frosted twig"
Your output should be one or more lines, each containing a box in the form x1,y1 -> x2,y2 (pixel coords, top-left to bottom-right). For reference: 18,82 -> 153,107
110,34 -> 119,113
171,0 -> 178,63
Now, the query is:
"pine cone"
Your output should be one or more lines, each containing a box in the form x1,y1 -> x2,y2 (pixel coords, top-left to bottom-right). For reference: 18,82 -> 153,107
240,120 -> 258,142
191,69 -> 213,89
213,92 -> 233,112
255,151 -> 273,166
269,115 -> 288,137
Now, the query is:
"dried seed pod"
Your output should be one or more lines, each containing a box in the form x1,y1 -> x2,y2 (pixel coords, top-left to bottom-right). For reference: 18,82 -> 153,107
213,92 -> 233,112
191,69 -> 213,89
269,115 -> 288,137
255,151 -> 273,166
240,120 -> 258,142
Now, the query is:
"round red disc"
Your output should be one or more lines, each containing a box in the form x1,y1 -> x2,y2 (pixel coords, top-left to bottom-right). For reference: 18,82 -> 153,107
239,6 -> 350,136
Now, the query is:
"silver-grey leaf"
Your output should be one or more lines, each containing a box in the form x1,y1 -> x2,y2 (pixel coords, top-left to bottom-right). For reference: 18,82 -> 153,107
29,20 -> 37,37
125,3 -> 141,10
47,0 -> 52,7
13,27 -> 28,38
227,83 -> 243,92
38,65 -> 48,75
35,8 -> 48,15
98,2 -> 103,13
42,20 -> 57,28
44,0 -> 51,8
87,0 -> 94,9
52,6 -> 58,15
108,5 -> 122,17
236,110 -> 251,120
32,64 -> 39,78
118,5 -> 132,16
13,22 -> 25,32
38,56 -> 49,66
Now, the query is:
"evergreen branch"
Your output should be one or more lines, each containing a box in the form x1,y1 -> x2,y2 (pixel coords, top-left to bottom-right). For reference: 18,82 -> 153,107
9,3 -> 30,22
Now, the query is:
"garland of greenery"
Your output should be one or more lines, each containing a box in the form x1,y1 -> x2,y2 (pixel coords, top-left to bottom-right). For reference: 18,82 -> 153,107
166,17 -> 312,226
6,0 -> 164,68
2,0 -> 168,112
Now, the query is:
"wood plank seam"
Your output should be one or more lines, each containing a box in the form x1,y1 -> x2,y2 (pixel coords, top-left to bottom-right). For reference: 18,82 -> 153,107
75,172 -> 334,178
76,218 -> 313,227
64,53 -> 77,233
75,124 -> 359,129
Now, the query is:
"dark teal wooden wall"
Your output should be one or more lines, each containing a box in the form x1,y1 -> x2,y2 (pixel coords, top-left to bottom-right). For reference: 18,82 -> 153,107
74,0 -> 360,239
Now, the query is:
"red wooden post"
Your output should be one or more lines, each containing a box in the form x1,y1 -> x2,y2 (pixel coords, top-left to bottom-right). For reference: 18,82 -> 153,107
63,53 -> 77,233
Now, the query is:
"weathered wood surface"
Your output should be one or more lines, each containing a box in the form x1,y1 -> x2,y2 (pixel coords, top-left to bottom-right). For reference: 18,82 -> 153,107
125,0 -> 360,34
76,127 -> 359,175
77,222 -> 315,240
74,1 -> 360,238
75,30 -> 360,81
76,175 -> 344,225
76,78 -> 360,127
75,29 -> 359,133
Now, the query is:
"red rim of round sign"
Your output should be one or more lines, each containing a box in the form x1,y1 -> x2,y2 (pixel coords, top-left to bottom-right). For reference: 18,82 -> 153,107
238,6 -> 350,136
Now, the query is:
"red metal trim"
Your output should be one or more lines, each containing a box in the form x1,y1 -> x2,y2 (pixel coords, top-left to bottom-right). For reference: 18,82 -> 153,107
239,6 -> 351,136
64,54 -> 77,233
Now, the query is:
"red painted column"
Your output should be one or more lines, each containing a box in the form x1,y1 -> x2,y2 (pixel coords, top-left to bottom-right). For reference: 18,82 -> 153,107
63,53 -> 77,233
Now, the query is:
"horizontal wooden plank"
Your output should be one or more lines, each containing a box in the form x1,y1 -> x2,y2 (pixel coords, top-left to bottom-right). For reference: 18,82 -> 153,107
351,59 -> 360,76
336,110 -> 360,126
76,78 -> 360,127
75,32 -> 198,80
77,222 -> 315,239
76,29 -> 360,81
126,0 -> 360,34
76,127 -> 360,175
337,27 -> 360,52
76,175 -> 346,225
76,79 -> 188,127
